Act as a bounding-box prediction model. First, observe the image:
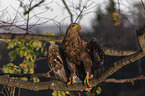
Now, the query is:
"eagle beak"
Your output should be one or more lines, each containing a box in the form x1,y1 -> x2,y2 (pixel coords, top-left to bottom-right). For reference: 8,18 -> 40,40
73,25 -> 82,30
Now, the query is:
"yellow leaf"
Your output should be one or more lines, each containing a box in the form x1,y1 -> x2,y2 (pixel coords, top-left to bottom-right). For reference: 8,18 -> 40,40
112,12 -> 119,20
20,77 -> 28,81
112,12 -> 119,17
113,21 -> 121,26
51,34 -> 56,36
49,41 -> 55,44
96,86 -> 102,94
46,32 -> 52,35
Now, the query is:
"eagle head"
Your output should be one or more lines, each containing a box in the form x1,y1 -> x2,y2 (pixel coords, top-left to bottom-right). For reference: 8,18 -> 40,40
68,23 -> 82,31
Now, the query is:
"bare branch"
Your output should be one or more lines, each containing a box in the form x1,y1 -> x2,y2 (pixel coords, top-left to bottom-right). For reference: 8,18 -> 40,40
117,0 -> 121,13
104,75 -> 145,84
24,0 -> 45,15
0,72 -> 52,79
141,0 -> 145,9
61,0 -> 73,23
104,47 -> 137,56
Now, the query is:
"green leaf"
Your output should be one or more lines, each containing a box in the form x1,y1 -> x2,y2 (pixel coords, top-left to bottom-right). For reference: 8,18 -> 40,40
51,34 -> 56,36
96,86 -> 102,95
49,41 -> 55,44
29,68 -> 34,74
43,51 -> 48,56
26,54 -> 32,60
5,40 -> 11,43
2,66 -> 9,73
20,77 -> 28,81
41,47 -> 44,53
2,63 -> 21,74
37,41 -> 42,47
52,91 -> 67,96
24,51 -> 28,56
23,67 -> 29,74
65,91 -> 70,94
52,91 -> 57,96
33,77 -> 40,82
32,41 -> 38,48
8,51 -> 16,61
46,32 -> 52,35
19,50 -> 25,57
7,42 -> 14,49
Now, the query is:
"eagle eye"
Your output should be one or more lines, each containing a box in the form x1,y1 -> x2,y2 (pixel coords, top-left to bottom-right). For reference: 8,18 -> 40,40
72,25 -> 75,27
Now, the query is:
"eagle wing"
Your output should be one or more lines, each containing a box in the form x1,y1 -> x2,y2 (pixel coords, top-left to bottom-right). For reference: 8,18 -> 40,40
86,38 -> 105,77
48,44 -> 67,82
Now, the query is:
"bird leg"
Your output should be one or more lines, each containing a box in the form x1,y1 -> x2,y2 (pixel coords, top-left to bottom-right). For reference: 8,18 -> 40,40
84,72 -> 93,86
66,59 -> 81,85
80,52 -> 93,86
67,73 -> 76,85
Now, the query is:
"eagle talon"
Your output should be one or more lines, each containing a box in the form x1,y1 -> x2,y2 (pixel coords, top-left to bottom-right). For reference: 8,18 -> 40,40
67,76 -> 77,86
71,76 -> 77,84
67,81 -> 71,86
84,72 -> 93,86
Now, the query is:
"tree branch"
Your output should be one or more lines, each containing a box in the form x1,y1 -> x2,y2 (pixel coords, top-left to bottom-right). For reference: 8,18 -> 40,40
104,75 -> 145,84
0,75 -> 88,91
0,33 -> 141,56
103,47 -> 137,56
0,33 -> 63,43
62,0 -> 73,23
23,0 -> 45,15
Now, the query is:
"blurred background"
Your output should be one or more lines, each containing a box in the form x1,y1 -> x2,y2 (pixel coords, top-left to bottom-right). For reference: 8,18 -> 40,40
0,0 -> 145,96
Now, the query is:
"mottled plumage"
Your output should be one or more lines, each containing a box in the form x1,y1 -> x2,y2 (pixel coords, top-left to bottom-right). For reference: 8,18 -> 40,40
48,23 -> 105,87
86,38 -> 105,78
48,44 -> 68,82
62,23 -> 105,85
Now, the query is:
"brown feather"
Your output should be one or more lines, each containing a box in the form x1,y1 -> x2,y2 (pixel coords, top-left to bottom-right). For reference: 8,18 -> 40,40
48,44 -> 68,82
63,23 -> 105,81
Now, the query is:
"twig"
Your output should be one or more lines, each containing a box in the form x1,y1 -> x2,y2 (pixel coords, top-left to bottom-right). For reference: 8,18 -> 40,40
117,0 -> 120,13
104,75 -> 145,85
24,0 -> 45,15
141,0 -> 145,9
62,0 -> 73,23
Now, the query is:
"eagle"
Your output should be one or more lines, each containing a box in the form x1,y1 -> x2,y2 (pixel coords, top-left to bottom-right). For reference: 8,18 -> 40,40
62,23 -> 105,85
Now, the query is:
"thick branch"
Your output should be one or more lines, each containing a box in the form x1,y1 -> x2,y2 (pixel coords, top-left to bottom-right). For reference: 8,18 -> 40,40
0,48 -> 145,91
0,33 -> 63,43
0,34 -> 136,56
0,33 -> 138,56
0,76 -> 88,91
103,47 -> 137,56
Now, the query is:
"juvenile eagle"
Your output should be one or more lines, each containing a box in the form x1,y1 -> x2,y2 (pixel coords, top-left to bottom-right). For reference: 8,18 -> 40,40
62,23 -> 105,85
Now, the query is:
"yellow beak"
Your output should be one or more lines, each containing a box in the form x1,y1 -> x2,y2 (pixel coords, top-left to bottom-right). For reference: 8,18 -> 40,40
73,25 -> 82,30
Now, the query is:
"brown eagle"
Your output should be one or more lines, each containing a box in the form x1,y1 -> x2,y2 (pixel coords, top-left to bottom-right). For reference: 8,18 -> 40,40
62,23 -> 105,85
